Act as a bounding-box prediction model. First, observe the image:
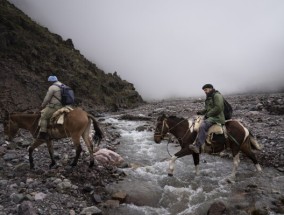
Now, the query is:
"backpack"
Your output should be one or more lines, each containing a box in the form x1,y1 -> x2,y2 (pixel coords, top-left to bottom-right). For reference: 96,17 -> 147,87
213,92 -> 233,120
223,98 -> 233,120
54,84 -> 75,106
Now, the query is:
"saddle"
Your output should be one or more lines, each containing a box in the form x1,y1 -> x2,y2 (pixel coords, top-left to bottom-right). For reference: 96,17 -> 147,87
50,106 -> 73,125
193,116 -> 228,145
206,124 -> 226,145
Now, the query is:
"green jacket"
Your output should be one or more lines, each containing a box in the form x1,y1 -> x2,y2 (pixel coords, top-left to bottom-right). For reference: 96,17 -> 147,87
198,91 -> 225,125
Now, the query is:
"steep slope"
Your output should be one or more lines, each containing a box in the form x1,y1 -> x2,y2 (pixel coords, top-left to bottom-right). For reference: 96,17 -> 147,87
0,0 -> 144,116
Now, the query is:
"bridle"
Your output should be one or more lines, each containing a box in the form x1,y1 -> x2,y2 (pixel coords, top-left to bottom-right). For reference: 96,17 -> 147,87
154,117 -> 195,142
155,117 -> 195,157
154,118 -> 169,139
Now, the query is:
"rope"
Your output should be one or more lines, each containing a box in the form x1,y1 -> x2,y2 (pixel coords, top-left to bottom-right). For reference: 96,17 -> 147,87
167,136 -> 173,157
164,118 -> 194,157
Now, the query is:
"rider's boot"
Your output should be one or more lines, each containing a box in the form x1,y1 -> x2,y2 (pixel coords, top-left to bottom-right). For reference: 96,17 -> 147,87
189,141 -> 200,154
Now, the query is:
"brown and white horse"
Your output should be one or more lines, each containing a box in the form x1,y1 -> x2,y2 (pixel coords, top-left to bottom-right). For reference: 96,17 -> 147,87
154,114 -> 262,180
3,108 -> 103,169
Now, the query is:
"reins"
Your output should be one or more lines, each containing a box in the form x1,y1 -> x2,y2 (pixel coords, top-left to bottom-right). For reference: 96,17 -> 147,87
156,117 -> 194,157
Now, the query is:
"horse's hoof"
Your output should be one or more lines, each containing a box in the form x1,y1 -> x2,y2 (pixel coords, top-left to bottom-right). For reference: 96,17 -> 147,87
89,160 -> 95,168
168,173 -> 173,177
70,161 -> 77,167
49,162 -> 57,169
226,176 -> 236,184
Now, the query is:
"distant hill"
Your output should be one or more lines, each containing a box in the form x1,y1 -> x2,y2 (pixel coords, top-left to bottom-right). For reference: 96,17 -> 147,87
0,0 -> 144,116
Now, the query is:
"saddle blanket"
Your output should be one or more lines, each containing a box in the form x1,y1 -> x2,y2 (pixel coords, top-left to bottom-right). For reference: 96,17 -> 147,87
206,124 -> 224,144
51,106 -> 73,124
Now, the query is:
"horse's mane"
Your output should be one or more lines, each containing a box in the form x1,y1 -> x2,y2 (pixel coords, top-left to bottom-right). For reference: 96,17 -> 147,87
168,115 -> 186,122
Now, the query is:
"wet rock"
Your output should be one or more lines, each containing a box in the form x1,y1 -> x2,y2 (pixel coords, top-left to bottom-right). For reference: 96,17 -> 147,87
94,148 -> 124,166
207,201 -> 227,215
102,199 -> 120,208
80,206 -> 102,215
135,125 -> 148,131
118,114 -> 152,121
112,191 -> 127,203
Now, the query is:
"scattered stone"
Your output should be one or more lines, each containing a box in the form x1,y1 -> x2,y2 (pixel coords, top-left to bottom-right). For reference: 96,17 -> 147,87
112,191 -> 127,203
10,193 -> 25,203
18,201 -> 37,215
80,206 -> 102,215
103,199 -> 120,208
34,192 -> 47,201
92,194 -> 102,204
207,201 -> 227,215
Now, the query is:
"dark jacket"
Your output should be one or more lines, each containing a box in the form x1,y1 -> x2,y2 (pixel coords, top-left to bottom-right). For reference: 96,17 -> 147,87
198,90 -> 225,125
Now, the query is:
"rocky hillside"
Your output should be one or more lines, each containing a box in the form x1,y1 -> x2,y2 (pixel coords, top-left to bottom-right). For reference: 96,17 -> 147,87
0,0 -> 144,117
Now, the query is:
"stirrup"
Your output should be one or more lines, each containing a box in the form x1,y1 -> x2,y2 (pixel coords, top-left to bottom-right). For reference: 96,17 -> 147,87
189,144 -> 200,154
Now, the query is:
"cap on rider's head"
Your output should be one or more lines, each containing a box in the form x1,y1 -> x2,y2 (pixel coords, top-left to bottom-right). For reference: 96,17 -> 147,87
48,75 -> 58,82
202,84 -> 214,90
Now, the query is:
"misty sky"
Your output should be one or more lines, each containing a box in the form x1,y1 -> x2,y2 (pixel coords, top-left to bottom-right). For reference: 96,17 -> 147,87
8,0 -> 284,100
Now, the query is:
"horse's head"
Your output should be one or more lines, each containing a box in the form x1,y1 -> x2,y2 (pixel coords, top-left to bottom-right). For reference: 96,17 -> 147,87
154,114 -> 169,143
3,111 -> 19,141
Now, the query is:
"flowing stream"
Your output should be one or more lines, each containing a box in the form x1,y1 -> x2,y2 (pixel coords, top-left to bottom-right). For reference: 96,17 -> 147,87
101,114 -> 284,215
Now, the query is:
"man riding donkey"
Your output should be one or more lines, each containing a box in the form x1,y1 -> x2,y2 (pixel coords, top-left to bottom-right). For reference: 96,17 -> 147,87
38,75 -> 65,141
189,83 -> 225,154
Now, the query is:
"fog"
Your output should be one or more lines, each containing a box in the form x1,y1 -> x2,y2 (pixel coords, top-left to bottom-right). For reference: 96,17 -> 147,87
8,0 -> 284,100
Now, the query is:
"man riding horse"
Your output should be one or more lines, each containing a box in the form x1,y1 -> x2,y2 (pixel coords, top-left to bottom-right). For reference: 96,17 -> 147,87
189,84 -> 225,154
38,75 -> 64,141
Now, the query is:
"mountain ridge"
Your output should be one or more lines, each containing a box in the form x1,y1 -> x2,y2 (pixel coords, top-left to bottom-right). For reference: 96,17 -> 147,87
0,0 -> 144,117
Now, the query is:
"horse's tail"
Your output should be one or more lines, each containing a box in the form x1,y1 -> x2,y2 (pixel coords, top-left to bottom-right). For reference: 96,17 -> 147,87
88,114 -> 103,145
248,130 -> 262,150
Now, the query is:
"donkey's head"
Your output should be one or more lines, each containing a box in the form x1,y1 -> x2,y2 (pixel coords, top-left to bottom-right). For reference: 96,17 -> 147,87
3,111 -> 19,141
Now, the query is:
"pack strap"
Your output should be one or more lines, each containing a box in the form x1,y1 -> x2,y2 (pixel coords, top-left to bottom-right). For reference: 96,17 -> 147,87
51,84 -> 63,104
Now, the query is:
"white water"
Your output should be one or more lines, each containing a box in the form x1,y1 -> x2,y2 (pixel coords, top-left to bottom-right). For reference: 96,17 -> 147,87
101,115 -> 284,215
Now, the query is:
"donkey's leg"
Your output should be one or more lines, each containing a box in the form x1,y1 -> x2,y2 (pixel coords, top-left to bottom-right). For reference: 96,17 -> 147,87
82,132 -> 96,168
70,137 -> 82,167
28,139 -> 45,169
46,140 -> 56,168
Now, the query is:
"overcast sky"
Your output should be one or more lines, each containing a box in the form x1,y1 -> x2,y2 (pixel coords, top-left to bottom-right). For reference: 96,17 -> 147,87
9,0 -> 284,100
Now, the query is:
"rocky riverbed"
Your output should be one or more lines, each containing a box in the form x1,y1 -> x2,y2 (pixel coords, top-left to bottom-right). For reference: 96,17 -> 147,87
0,93 -> 283,215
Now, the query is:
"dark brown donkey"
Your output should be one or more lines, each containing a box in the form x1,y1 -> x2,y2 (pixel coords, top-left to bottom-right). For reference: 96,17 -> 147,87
154,114 -> 262,181
3,108 -> 103,169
